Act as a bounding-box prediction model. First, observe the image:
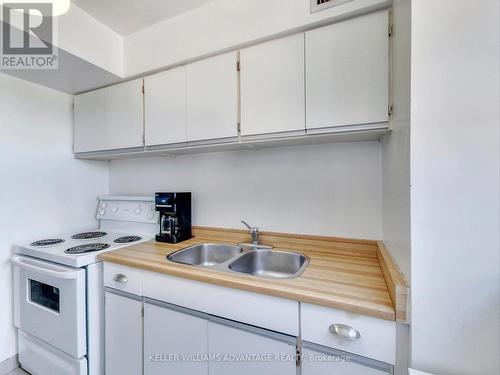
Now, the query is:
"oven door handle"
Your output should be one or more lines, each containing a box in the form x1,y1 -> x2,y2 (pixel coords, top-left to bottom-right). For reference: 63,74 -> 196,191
12,256 -> 79,280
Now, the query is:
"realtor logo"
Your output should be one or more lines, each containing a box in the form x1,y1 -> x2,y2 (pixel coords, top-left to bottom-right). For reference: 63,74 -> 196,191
1,2 -> 58,69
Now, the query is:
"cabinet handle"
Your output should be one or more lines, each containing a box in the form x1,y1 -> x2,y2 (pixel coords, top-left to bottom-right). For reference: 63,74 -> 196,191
329,324 -> 361,340
113,273 -> 128,284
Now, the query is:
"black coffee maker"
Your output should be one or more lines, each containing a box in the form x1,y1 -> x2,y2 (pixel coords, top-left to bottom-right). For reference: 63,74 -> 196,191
155,192 -> 192,243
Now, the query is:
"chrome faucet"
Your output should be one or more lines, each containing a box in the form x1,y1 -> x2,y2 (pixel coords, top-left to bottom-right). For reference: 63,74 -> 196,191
241,220 -> 259,246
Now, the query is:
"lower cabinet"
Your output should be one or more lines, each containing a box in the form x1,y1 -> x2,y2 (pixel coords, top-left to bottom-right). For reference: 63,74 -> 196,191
144,301 -> 209,375
103,267 -> 395,375
301,345 -> 392,375
208,318 -> 297,375
143,299 -> 297,375
105,290 -> 143,375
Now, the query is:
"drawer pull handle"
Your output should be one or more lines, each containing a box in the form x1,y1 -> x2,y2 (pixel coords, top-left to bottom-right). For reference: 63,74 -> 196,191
329,324 -> 361,340
114,274 -> 128,284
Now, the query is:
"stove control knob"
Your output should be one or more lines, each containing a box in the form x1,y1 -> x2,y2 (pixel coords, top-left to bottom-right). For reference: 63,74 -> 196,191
135,207 -> 142,215
101,203 -> 107,208
99,209 -> 105,215
112,207 -> 118,213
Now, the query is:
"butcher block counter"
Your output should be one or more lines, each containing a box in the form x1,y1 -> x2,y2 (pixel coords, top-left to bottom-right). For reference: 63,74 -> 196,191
99,226 -> 408,322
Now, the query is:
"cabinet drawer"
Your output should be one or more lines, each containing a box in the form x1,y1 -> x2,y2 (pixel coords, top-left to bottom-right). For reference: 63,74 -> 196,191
103,263 -> 142,296
301,303 -> 395,364
142,270 -> 299,336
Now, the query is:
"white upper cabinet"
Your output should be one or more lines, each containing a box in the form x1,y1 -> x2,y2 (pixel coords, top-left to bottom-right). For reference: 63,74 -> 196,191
186,52 -> 238,142
74,78 -> 144,153
240,34 -> 305,136
145,67 -> 187,146
73,89 -> 106,153
104,79 -> 144,150
74,11 -> 391,158
305,10 -> 389,130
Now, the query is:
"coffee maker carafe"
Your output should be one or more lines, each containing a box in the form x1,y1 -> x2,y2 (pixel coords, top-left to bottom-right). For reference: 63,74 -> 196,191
155,192 -> 191,243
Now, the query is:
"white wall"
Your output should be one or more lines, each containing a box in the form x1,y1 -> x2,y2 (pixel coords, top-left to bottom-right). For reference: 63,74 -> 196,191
124,0 -> 390,76
109,142 -> 382,239
410,0 -> 500,374
0,73 -> 109,363
58,4 -> 124,77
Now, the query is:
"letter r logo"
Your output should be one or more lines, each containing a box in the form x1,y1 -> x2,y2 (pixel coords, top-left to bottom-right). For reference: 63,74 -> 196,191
2,3 -> 53,54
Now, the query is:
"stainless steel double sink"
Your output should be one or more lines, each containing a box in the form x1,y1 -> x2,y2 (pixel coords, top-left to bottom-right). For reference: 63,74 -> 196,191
167,243 -> 309,279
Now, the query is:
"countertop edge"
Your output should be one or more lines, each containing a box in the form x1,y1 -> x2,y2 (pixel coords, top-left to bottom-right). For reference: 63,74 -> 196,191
377,241 -> 410,323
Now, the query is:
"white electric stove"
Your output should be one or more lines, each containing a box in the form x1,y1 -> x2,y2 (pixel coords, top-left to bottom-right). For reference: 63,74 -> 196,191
12,195 -> 159,375
18,230 -> 150,268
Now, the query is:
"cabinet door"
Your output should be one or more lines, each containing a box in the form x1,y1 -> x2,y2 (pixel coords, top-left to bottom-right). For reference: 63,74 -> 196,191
73,89 -> 105,152
208,320 -> 296,375
105,291 -> 142,375
144,301 -> 209,375
240,34 -> 305,136
302,348 -> 391,375
144,67 -> 187,146
305,10 -> 389,130
105,78 -> 144,150
186,52 -> 238,142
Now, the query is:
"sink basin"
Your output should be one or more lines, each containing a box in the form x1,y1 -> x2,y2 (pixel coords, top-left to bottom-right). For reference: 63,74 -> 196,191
228,250 -> 309,279
167,243 -> 309,279
167,243 -> 243,267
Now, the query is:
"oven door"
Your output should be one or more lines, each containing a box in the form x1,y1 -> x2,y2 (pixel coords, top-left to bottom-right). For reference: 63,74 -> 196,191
13,255 -> 87,359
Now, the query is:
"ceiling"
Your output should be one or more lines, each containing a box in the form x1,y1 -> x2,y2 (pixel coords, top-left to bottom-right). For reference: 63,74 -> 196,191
71,0 -> 217,36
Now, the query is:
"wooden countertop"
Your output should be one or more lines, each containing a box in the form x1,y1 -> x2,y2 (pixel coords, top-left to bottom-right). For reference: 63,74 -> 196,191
99,227 -> 408,321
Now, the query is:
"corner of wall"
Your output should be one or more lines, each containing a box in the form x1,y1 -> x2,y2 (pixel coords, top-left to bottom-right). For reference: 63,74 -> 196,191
381,0 -> 411,282
381,0 -> 411,374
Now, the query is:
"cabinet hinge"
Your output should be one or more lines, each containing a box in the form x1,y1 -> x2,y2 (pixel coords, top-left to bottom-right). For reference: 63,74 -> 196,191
295,340 -> 302,368
236,60 -> 240,72
142,305 -> 144,317
388,24 -> 393,38
388,104 -> 393,116
142,82 -> 145,94
237,122 -> 241,133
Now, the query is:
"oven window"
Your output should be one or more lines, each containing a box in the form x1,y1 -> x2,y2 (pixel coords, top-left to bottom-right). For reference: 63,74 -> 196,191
29,279 -> 60,313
